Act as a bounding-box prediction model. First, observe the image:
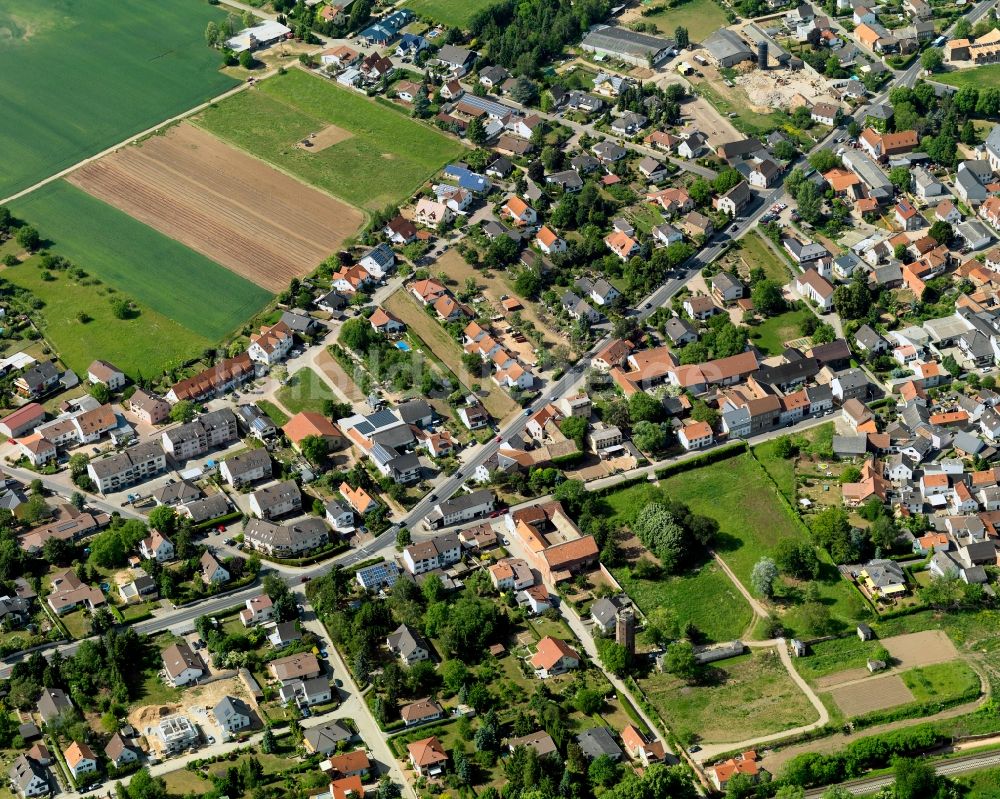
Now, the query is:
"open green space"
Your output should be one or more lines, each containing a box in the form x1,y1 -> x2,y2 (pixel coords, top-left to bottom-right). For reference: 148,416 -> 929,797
257,400 -> 290,426
637,0 -> 729,43
655,452 -> 868,635
740,232 -> 792,284
8,181 -> 270,370
402,0 -> 497,28
4,252 -> 211,377
750,307 -> 814,356
794,635 -> 885,682
276,367 -> 335,414
0,0 -> 237,198
901,662 -> 980,704
639,650 -> 817,745
613,560 -> 752,642
196,68 -> 465,210
935,65 -> 1000,91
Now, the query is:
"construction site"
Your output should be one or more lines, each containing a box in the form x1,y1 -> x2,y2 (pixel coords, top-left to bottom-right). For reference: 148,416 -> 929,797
736,64 -> 841,112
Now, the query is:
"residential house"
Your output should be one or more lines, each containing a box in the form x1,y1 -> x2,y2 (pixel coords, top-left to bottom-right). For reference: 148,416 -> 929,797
162,642 -> 204,687
531,636 -> 581,678
387,623 -> 431,666
87,360 -> 125,391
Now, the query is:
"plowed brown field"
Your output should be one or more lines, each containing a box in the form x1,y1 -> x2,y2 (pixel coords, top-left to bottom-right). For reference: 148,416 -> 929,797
67,124 -> 363,292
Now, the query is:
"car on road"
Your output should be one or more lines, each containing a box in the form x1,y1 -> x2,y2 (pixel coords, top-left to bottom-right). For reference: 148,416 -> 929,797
301,576 -> 311,583
502,537 -> 511,546
645,302 -> 652,309
523,408 -> 532,417
495,435 -> 502,442
207,736 -> 215,745
429,493 -> 437,501
689,744 -> 701,753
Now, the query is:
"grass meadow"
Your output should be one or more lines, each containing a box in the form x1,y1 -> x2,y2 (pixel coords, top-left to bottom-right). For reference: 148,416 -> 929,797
0,0 -> 237,198
7,182 -> 270,372
195,69 -> 465,210
636,0 -> 730,43
402,0 -> 497,28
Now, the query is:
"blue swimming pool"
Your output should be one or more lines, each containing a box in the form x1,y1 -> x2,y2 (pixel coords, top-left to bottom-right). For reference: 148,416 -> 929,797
396,341 -> 411,351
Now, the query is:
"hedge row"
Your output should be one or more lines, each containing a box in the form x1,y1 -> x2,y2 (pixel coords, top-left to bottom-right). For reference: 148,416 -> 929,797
653,442 -> 747,480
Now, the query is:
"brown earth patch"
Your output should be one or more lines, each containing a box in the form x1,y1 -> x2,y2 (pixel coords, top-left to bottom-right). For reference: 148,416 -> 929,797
67,123 -> 363,293
815,667 -> 871,689
883,630 -> 959,668
295,124 -> 353,152
829,674 -> 915,717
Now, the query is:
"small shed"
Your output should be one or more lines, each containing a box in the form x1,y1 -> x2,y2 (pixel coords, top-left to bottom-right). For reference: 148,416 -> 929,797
790,639 -> 807,657
857,623 -> 875,641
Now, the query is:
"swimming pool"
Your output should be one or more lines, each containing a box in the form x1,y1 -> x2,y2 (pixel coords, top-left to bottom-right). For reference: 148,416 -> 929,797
395,341 -> 411,351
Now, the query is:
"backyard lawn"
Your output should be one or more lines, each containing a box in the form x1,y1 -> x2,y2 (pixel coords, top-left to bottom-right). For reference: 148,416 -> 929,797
635,0 -> 729,42
749,307 -> 814,356
0,0 -> 237,197
195,69 -> 465,210
901,662 -> 980,704
257,400 -> 290,426
639,650 -> 817,745
276,367 -> 334,415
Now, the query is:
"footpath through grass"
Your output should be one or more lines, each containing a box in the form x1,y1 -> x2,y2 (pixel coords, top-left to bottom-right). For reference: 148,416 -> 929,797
0,0 -> 237,198
639,650 -> 818,746
196,69 -> 465,210
9,181 -> 271,345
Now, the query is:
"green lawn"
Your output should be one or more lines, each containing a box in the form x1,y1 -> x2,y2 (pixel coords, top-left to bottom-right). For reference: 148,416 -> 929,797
639,650 -> 817,745
656,453 -> 870,635
140,671 -> 182,706
901,662 -> 980,704
613,561 -> 752,642
402,0 -> 497,28
793,635 -> 887,682
935,65 -> 1000,91
749,307 -> 814,356
4,253 -> 212,377
740,232 -> 791,284
276,367 -> 334,414
60,610 -> 89,639
8,181 -> 271,368
637,0 -> 730,43
195,68 -> 466,210
0,0 -> 237,198
257,400 -> 290,427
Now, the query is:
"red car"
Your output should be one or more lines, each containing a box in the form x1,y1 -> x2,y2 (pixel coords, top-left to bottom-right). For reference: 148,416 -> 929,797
217,524 -> 226,533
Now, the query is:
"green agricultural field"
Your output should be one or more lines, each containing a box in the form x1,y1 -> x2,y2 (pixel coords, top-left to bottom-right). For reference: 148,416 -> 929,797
640,650 -> 817,745
8,182 -> 271,364
935,65 -> 1000,92
196,69 -> 466,210
637,0 -> 729,43
403,0 -> 497,28
0,0 -> 237,198
4,255 -> 211,378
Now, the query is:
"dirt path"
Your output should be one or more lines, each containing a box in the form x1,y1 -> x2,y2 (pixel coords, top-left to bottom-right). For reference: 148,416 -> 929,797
311,347 -> 365,403
713,552 -> 769,620
693,639 -> 831,763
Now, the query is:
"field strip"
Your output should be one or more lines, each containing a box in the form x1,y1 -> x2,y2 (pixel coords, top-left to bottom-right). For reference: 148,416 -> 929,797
67,124 -> 362,292
0,70 -> 264,208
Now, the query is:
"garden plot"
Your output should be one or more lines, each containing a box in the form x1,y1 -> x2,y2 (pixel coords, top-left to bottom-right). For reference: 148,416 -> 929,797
829,674 -> 915,717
